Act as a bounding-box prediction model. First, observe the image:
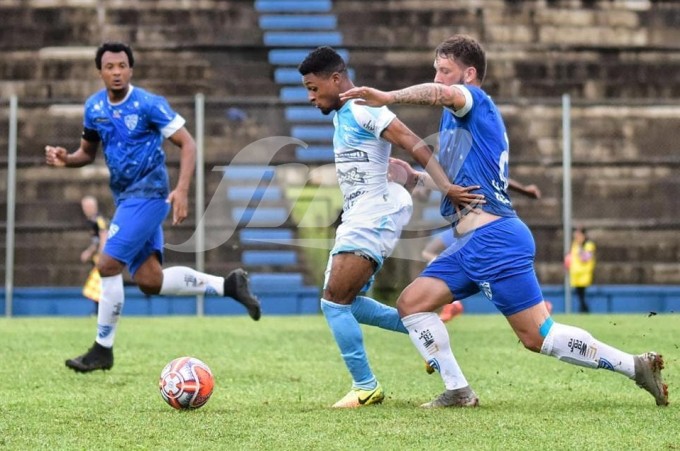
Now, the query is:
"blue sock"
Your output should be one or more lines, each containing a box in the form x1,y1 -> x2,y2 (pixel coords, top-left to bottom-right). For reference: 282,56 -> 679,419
352,296 -> 408,334
321,299 -> 377,390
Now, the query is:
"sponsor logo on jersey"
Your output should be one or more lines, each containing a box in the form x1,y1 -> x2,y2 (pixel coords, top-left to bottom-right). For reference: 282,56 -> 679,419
345,190 -> 366,202
344,190 -> 366,210
342,124 -> 360,134
337,167 -> 367,185
336,149 -> 369,163
362,119 -> 376,132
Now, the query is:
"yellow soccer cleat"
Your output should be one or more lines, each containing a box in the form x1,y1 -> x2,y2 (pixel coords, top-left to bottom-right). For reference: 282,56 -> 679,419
332,383 -> 385,408
425,362 -> 435,374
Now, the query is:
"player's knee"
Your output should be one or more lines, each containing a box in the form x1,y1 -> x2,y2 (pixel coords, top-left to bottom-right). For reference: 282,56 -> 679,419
137,281 -> 160,296
322,288 -> 353,305
396,287 -> 420,316
513,322 -> 547,352
135,273 -> 161,295
520,335 -> 544,353
97,254 -> 122,277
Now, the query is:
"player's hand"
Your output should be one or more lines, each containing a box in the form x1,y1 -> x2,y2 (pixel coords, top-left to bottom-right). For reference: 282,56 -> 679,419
446,184 -> 485,216
340,86 -> 392,107
387,157 -> 415,185
524,184 -> 542,199
45,145 -> 68,167
166,189 -> 189,225
80,249 -> 92,263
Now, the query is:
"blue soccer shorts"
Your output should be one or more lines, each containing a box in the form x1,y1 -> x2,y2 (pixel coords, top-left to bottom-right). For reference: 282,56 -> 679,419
421,216 -> 544,316
103,198 -> 170,277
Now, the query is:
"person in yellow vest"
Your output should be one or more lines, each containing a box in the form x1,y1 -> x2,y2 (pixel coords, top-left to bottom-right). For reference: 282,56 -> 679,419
566,226 -> 596,313
80,196 -> 108,309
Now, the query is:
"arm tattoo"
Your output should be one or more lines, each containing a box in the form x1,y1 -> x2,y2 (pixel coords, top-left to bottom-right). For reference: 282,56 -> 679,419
393,83 -> 451,106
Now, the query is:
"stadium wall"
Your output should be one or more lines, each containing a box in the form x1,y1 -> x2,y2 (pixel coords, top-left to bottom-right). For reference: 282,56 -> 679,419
2,285 -> 679,316
2,0 -> 680,295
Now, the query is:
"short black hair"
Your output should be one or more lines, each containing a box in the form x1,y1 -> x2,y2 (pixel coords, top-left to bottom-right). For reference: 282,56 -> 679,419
435,35 -> 486,83
95,42 -> 134,70
298,46 -> 346,77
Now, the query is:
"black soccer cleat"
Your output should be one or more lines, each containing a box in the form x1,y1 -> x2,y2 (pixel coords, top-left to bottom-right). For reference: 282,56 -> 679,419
65,342 -> 114,373
224,268 -> 261,321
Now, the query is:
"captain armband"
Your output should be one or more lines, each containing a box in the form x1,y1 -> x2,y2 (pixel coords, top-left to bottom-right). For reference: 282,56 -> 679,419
82,127 -> 101,143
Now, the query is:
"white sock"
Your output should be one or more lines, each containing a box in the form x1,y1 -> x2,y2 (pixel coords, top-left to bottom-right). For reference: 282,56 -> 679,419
160,266 -> 224,296
402,312 -> 469,390
540,321 -> 635,377
96,274 -> 125,348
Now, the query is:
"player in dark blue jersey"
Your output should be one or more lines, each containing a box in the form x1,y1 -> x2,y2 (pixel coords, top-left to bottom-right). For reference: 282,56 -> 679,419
46,42 -> 261,373
341,35 -> 667,407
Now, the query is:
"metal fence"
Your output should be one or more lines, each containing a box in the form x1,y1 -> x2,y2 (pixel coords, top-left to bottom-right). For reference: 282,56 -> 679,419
4,94 -> 680,316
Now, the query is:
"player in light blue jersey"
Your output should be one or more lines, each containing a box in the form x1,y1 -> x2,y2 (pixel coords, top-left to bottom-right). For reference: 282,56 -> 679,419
45,42 -> 261,374
298,47 -> 483,408
341,35 -> 667,407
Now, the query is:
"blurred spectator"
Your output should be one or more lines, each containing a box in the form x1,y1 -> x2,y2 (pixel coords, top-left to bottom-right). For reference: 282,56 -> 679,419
565,226 -> 596,313
80,195 -> 108,310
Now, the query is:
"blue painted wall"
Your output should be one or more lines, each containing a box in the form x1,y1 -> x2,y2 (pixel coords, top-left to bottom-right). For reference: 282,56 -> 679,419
2,285 -> 680,316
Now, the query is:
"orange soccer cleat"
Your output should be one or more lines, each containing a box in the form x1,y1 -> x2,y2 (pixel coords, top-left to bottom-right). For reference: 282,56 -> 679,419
440,301 -> 464,323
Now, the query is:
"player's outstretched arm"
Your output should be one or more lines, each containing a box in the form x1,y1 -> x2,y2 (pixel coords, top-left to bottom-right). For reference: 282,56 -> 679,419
382,118 -> 485,210
508,178 -> 542,199
341,83 -> 465,110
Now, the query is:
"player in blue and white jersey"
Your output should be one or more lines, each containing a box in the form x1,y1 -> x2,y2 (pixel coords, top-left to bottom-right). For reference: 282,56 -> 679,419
341,35 -> 668,407
298,46 -> 483,408
45,42 -> 261,374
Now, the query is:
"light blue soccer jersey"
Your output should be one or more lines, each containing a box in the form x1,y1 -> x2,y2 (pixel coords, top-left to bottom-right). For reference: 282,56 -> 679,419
83,85 -> 185,204
437,85 -> 517,221
332,99 -> 398,217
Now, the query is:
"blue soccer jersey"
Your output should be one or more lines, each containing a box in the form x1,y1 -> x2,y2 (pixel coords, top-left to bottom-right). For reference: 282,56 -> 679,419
437,85 -> 517,221
83,85 -> 186,204
423,84 -> 543,315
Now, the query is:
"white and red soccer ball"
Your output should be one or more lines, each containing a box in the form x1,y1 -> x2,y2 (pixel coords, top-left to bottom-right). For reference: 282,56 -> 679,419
159,357 -> 214,410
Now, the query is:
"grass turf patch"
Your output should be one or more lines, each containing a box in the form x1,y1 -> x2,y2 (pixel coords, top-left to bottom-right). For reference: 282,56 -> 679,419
0,313 -> 678,450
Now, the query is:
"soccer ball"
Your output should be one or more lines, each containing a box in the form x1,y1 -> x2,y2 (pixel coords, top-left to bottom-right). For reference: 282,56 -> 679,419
159,357 -> 215,410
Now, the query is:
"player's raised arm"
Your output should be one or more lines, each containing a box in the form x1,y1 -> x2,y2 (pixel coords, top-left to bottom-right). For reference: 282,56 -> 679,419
381,117 -> 485,210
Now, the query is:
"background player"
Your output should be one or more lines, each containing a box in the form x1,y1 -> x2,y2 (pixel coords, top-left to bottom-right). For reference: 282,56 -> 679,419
45,42 -> 261,373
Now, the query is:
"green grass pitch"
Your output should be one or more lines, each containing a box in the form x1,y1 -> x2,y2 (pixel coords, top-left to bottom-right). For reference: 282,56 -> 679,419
0,313 -> 678,450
